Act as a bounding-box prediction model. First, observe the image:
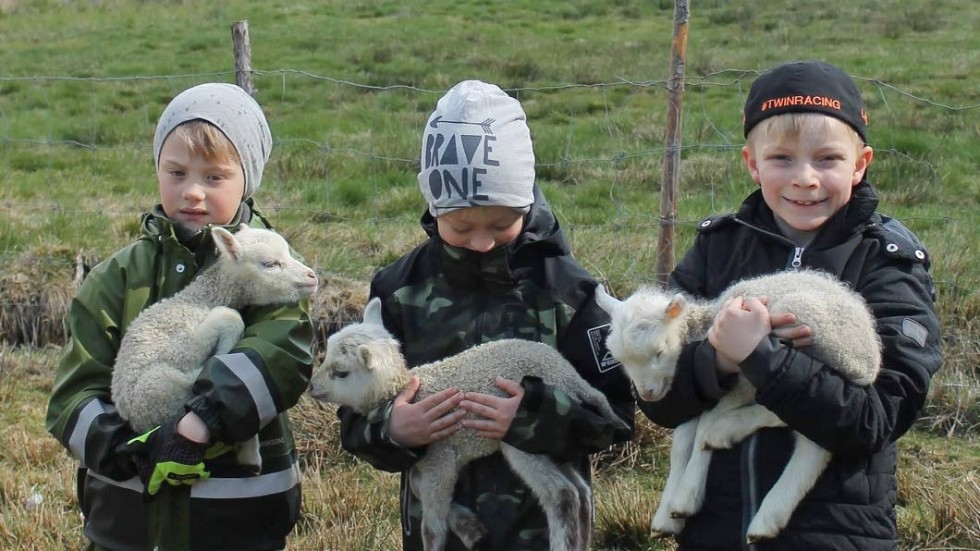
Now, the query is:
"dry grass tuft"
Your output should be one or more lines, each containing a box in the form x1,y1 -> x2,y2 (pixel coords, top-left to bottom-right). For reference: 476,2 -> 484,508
306,272 -> 370,356
897,434 -> 980,549
0,249 -> 78,348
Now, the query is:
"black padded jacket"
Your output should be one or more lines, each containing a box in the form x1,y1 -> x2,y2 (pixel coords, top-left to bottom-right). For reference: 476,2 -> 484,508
638,182 -> 942,551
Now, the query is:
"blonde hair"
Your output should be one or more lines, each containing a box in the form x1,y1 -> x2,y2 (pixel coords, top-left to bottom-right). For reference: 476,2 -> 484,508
169,120 -> 241,164
746,113 -> 864,152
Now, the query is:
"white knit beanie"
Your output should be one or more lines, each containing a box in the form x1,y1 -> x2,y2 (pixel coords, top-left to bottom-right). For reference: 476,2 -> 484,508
419,80 -> 535,216
153,83 -> 273,199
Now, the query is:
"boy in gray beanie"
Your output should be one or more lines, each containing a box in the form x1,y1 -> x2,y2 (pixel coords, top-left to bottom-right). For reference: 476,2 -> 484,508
47,82 -> 314,551
340,80 -> 635,550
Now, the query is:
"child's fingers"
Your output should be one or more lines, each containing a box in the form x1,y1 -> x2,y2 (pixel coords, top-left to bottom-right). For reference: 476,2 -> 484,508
769,311 -> 798,328
459,395 -> 497,419
422,390 -> 464,419
494,376 -> 523,398
394,376 -> 422,404
416,385 -> 461,409
742,296 -> 768,312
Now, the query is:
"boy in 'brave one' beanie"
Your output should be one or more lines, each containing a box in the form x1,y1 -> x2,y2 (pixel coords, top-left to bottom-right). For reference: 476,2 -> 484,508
340,79 -> 634,551
638,60 -> 941,551
419,80 -> 536,216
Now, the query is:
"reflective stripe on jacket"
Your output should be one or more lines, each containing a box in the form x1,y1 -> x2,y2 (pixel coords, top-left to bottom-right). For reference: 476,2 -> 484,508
46,202 -> 314,550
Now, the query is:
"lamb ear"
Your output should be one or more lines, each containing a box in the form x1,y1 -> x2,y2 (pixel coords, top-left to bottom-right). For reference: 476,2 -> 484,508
594,284 -> 622,315
665,293 -> 687,320
362,297 -> 384,327
358,344 -> 373,369
212,227 -> 241,261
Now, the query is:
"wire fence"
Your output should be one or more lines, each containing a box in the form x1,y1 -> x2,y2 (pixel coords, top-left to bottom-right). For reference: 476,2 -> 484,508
1,68 -> 978,345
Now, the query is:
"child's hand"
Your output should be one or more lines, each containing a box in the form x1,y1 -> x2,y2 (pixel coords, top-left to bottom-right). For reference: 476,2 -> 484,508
459,376 -> 524,440
707,296 -> 772,370
388,376 -> 465,448
769,311 -> 814,348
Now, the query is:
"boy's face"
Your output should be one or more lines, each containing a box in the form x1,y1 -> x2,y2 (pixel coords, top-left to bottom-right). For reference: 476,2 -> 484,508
157,133 -> 245,231
742,119 -> 873,232
436,205 -> 525,253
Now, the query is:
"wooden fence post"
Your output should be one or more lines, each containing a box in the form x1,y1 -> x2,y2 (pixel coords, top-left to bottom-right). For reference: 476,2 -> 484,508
655,0 -> 690,288
231,20 -> 255,96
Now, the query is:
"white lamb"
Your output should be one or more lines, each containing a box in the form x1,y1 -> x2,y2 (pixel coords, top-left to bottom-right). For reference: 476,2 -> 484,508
595,269 -> 880,543
309,297 -> 629,551
111,224 -> 318,469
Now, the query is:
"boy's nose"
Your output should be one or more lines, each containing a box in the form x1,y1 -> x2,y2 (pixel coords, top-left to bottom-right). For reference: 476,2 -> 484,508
794,163 -> 819,187
468,234 -> 496,253
182,182 -> 206,200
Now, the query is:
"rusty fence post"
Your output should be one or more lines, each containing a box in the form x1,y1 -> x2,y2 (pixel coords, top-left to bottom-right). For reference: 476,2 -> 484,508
655,0 -> 690,288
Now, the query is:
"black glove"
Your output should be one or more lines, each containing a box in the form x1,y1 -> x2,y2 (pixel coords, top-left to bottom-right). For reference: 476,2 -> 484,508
119,421 -> 210,498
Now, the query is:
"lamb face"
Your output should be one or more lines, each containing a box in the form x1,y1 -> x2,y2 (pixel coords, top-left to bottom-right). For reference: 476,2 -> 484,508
309,319 -> 404,414
309,340 -> 373,412
596,285 -> 687,401
214,225 -> 319,305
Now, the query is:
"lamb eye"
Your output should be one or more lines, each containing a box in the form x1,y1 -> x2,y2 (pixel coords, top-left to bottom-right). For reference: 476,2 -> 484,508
331,370 -> 349,380
262,260 -> 282,268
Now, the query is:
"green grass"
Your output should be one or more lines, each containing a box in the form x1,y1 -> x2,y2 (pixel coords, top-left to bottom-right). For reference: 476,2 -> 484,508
1,0 -> 978,549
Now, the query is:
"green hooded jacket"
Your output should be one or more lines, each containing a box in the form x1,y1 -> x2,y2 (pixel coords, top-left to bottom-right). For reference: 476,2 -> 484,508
45,202 -> 314,551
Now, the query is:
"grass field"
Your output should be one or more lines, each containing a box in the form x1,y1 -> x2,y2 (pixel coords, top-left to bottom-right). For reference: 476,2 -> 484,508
1,0 -> 978,549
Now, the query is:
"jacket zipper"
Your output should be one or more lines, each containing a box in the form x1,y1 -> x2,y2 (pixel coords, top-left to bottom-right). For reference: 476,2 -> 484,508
789,246 -> 805,270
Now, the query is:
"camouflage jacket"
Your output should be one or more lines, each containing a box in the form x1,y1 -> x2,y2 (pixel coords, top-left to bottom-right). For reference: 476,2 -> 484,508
339,186 -> 635,551
45,202 -> 314,551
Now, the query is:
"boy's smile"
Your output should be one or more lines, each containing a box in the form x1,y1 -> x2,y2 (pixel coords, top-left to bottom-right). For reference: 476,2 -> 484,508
742,117 -> 873,232
157,134 -> 246,231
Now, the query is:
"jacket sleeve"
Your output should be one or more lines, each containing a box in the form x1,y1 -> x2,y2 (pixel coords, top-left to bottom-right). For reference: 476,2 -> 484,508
185,301 -> 314,443
503,282 -> 635,463
336,285 -> 423,471
636,231 -> 737,428
337,402 -> 422,472
740,251 -> 942,455
45,257 -> 140,480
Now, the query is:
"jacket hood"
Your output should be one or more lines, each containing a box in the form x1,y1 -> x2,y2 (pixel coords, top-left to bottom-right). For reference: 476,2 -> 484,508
140,199 -> 259,240
140,199 -> 261,268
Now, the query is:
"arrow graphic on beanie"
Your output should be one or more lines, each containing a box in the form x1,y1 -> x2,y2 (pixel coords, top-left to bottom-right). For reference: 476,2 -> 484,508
429,116 -> 496,135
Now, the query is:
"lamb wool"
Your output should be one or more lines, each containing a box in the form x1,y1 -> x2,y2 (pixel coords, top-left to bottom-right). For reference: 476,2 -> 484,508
153,83 -> 273,199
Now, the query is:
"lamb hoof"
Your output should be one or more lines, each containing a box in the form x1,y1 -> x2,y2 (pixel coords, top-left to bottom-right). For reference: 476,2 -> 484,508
455,520 -> 486,549
448,504 -> 486,549
650,519 -> 683,538
746,515 -> 782,543
745,525 -> 779,545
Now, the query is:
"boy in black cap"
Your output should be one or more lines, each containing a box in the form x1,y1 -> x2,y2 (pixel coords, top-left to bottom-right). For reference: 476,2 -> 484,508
638,60 -> 942,550
337,80 -> 634,550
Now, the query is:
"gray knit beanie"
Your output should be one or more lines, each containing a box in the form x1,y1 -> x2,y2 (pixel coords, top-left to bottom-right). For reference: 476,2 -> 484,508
153,83 -> 272,199
419,80 -> 535,216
